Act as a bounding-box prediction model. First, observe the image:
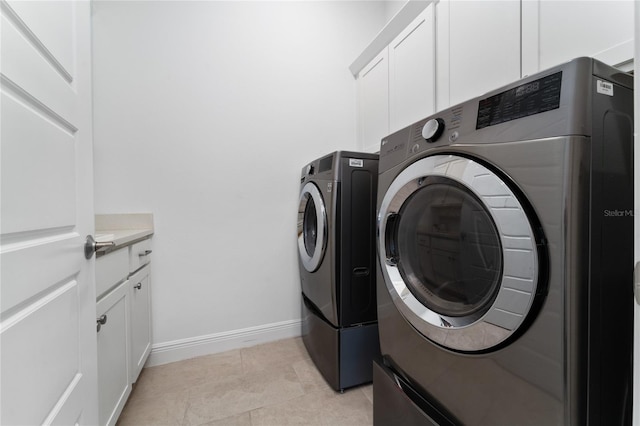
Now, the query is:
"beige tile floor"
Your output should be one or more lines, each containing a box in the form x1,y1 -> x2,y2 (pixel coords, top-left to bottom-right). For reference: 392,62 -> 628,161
117,337 -> 373,426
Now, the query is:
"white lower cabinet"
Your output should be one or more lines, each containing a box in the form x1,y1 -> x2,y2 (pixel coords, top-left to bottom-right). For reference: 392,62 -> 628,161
96,238 -> 152,426
129,265 -> 152,383
129,239 -> 152,274
97,281 -> 131,426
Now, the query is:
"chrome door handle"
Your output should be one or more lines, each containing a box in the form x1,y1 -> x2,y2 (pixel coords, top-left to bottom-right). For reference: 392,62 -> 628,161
138,250 -> 152,257
84,235 -> 115,259
134,283 -> 142,290
96,314 -> 108,332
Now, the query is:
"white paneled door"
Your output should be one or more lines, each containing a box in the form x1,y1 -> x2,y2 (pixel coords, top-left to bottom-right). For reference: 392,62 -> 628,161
0,1 -> 97,424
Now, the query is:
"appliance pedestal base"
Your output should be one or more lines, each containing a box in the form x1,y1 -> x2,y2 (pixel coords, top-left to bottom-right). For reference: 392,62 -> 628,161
302,296 -> 380,391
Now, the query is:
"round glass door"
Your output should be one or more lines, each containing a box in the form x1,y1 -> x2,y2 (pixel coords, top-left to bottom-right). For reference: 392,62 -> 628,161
379,154 -> 543,352
298,182 -> 327,272
395,177 -> 503,318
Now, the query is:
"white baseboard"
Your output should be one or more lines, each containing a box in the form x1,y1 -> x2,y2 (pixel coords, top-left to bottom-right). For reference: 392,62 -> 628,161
145,319 -> 303,367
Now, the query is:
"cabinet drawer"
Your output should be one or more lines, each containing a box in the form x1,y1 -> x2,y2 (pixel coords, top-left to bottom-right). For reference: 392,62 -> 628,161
129,239 -> 152,273
96,249 -> 129,299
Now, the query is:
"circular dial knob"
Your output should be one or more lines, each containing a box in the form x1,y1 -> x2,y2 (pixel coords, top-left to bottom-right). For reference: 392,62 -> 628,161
306,164 -> 315,176
422,118 -> 445,143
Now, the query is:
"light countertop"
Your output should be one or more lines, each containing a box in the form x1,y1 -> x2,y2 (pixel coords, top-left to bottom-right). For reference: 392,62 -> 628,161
95,213 -> 154,250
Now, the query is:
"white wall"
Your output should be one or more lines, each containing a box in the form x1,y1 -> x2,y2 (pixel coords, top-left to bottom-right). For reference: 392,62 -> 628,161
91,1 -> 387,363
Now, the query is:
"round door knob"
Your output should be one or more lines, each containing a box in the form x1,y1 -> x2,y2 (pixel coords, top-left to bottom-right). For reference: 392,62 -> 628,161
96,314 -> 107,332
84,235 -> 115,259
422,118 -> 445,143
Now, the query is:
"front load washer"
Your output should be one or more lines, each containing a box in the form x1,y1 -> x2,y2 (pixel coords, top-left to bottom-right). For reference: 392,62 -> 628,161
374,58 -> 633,425
298,151 -> 380,391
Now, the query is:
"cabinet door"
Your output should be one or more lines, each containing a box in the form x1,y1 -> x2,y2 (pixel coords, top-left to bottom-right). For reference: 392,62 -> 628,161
97,282 -> 130,426
448,1 -> 521,106
522,0 -> 634,76
130,265 -> 152,383
435,0 -> 451,111
358,47 -> 389,153
389,4 -> 435,133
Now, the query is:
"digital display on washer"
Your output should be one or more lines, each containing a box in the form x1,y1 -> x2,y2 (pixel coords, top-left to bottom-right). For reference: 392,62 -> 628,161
476,71 -> 562,129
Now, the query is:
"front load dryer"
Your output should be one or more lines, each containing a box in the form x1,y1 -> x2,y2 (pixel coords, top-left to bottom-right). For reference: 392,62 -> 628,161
374,58 -> 633,425
298,151 -> 380,391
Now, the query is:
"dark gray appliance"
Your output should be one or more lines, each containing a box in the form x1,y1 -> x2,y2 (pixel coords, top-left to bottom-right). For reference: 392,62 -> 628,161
374,57 -> 633,425
297,150 -> 380,391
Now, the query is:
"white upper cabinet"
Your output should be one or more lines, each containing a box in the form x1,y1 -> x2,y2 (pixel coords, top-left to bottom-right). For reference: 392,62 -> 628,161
358,48 -> 390,153
356,3 -> 436,152
389,5 -> 436,133
522,0 -> 635,76
446,0 -> 521,106
354,0 -> 635,146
